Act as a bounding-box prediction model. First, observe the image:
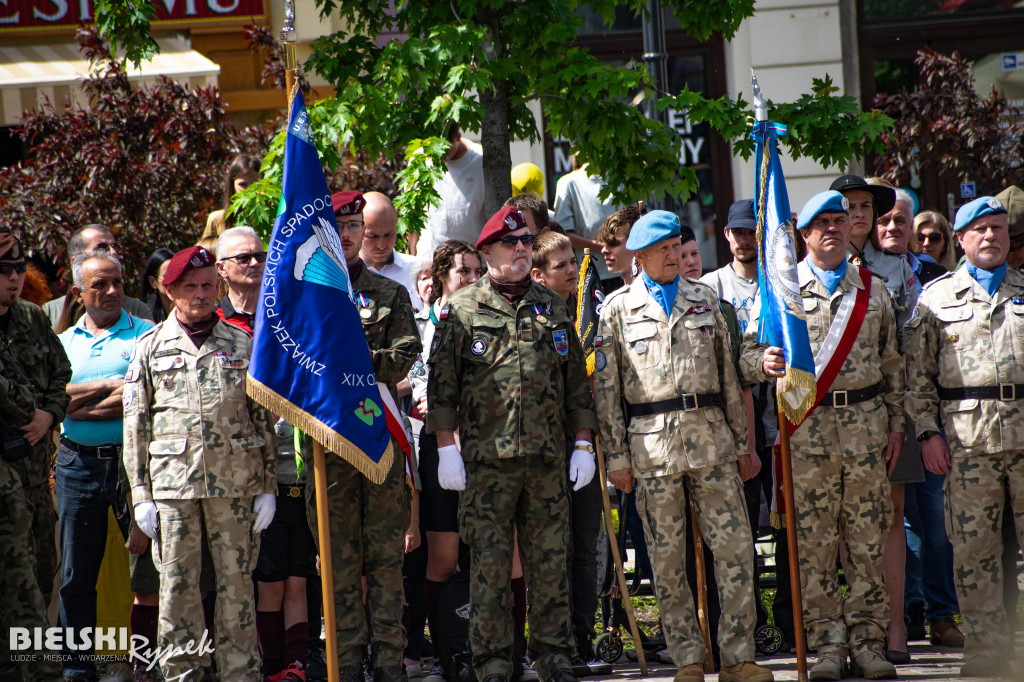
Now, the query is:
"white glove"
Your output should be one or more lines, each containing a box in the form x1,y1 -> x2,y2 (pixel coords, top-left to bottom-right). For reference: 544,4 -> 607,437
134,501 -> 159,540
253,493 -> 277,533
437,444 -> 466,491
569,441 -> 596,491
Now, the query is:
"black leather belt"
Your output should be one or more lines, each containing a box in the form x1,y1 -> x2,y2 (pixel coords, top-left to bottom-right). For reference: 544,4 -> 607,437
279,483 -> 304,498
818,383 -> 881,408
939,384 -> 1024,401
61,437 -> 121,460
626,392 -> 724,420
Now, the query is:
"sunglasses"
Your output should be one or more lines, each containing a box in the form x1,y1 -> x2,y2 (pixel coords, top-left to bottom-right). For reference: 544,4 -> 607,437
219,252 -> 267,265
498,234 -> 536,247
0,261 -> 27,275
917,233 -> 943,245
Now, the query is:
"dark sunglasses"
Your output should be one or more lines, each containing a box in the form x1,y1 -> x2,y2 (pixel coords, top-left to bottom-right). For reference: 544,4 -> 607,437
0,261 -> 27,275
917,232 -> 943,245
498,234 -> 536,247
219,251 -> 267,265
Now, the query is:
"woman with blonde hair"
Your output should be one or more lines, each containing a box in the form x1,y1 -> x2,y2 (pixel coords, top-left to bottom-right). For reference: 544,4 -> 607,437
911,210 -> 956,271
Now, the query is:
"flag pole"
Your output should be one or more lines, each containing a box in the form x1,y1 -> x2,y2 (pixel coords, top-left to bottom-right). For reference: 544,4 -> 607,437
581,248 -> 647,676
282,0 -> 298,110
752,71 -> 807,682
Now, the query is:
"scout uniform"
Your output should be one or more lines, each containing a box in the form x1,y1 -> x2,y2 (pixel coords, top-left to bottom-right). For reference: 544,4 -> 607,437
595,210 -> 771,682
742,192 -> 904,681
123,247 -> 278,682
427,207 -> 598,682
905,196 -> 1024,677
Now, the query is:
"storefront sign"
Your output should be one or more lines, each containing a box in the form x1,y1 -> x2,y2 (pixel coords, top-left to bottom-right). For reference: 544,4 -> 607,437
0,0 -> 264,32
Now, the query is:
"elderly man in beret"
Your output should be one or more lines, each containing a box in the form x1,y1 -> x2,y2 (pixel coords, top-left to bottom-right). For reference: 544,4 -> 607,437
594,210 -> 770,682
427,206 -> 597,682
742,191 -> 904,681
905,196 -> 1024,677
123,245 -> 278,682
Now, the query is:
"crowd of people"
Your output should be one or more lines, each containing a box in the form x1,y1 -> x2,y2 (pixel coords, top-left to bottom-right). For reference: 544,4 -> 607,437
2,139 -> 1024,682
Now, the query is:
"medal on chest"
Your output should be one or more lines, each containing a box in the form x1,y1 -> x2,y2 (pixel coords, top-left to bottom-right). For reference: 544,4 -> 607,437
532,302 -> 548,324
357,293 -> 372,319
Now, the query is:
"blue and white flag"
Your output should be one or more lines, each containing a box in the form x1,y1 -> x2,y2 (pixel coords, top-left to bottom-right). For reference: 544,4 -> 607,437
752,120 -> 816,424
247,92 -> 395,483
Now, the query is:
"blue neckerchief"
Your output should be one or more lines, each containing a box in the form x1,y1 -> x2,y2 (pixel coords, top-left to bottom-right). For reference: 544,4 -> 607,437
807,258 -> 847,296
641,271 -> 679,317
966,261 -> 1007,298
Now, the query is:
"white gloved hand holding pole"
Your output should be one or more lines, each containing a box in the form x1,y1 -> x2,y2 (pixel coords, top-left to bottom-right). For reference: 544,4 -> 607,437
252,493 -> 277,533
569,441 -> 596,491
437,444 -> 466,491
134,501 -> 159,540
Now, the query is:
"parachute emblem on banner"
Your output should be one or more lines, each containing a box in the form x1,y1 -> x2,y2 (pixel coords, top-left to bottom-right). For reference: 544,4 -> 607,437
294,216 -> 353,296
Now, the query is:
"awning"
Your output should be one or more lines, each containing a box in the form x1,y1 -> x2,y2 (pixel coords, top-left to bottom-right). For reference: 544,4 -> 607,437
0,36 -> 219,127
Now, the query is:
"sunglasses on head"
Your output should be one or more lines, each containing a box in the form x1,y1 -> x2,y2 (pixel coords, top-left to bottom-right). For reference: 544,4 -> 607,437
0,261 -> 27,275
219,251 -> 267,265
917,232 -> 943,245
498,234 -> 536,247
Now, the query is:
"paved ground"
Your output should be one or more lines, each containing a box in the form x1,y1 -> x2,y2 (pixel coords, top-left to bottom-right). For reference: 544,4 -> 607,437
587,641 -> 1019,681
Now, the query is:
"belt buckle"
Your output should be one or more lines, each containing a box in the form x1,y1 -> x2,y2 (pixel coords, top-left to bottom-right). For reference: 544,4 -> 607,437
287,486 -> 302,498
681,393 -> 698,411
1000,383 -> 1016,401
96,446 -> 118,460
832,390 -> 848,408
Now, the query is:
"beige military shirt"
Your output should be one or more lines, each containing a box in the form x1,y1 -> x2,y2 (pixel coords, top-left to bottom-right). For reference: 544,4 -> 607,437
123,315 -> 277,503
594,277 -> 747,478
741,261 -> 905,456
905,265 -> 1024,456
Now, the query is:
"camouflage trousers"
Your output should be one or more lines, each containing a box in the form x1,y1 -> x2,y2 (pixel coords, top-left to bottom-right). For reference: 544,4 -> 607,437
461,456 -> 573,682
306,449 -> 409,668
8,459 -> 59,610
791,449 -> 891,654
154,497 -> 260,682
945,450 -> 1024,661
635,463 -> 756,667
0,465 -> 62,682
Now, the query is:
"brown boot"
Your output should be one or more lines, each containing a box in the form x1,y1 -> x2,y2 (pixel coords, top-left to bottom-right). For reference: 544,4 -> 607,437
929,617 -> 965,649
672,663 -> 704,682
719,661 -> 774,682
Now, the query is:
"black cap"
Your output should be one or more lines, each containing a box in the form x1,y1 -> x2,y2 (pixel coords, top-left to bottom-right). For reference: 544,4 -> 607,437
679,222 -> 696,245
725,199 -> 756,231
829,175 -> 896,217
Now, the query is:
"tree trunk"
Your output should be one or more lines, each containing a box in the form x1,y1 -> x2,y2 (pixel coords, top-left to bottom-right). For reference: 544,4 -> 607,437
477,10 -> 513,216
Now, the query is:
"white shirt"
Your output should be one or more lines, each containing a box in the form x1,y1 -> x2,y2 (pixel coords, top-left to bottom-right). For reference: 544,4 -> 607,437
553,168 -> 618,280
369,250 -> 423,310
420,140 -> 487,253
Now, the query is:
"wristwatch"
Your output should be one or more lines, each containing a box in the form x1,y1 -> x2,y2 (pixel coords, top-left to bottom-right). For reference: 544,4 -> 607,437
575,441 -> 595,455
917,430 -> 940,443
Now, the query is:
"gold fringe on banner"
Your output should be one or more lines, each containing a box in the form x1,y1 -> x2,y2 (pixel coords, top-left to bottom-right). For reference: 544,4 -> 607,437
247,375 -> 394,485
777,365 -> 816,426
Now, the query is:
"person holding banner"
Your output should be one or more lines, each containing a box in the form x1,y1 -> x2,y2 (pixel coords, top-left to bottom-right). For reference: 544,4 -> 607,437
427,206 -> 598,682
123,245 -> 279,682
743,191 -> 904,681
594,209 -> 771,682
904,196 -> 1024,678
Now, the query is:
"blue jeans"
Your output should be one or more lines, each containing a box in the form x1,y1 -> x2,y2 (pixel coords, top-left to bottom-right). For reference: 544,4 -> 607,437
54,443 -> 129,677
903,469 -> 958,622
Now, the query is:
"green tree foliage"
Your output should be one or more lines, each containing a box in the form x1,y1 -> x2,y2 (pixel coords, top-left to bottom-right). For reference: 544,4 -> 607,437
873,48 -> 1024,195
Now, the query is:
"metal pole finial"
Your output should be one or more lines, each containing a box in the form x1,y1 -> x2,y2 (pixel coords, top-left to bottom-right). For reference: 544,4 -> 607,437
281,0 -> 297,43
752,70 -> 767,122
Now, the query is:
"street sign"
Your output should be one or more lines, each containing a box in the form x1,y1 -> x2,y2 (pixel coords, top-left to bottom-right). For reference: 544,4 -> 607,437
1001,53 -> 1024,72
961,182 -> 977,199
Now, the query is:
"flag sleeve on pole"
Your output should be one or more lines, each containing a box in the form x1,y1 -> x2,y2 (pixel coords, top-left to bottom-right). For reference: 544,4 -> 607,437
575,250 -> 605,375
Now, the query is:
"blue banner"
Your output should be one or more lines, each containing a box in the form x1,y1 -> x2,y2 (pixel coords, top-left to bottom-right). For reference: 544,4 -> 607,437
246,92 -> 393,483
752,120 -> 816,424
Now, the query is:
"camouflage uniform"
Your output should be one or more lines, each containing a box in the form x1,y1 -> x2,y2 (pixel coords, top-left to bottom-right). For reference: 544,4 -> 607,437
427,277 -> 597,682
123,315 -> 277,682
904,265 -> 1024,663
305,264 -> 420,670
0,299 -> 72,607
742,262 -> 904,657
594,277 -> 756,668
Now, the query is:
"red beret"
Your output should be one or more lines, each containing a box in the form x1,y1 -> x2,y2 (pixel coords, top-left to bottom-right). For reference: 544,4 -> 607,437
0,232 -> 23,261
163,246 -> 216,286
332,191 -> 366,216
476,207 -> 528,248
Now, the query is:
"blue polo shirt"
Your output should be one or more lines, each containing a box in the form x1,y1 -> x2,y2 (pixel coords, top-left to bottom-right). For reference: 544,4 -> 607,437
59,310 -> 155,446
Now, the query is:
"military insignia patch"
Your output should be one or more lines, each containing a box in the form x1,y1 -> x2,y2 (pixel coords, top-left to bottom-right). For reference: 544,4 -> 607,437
594,350 -> 607,371
685,305 -> 712,315
123,386 -> 134,407
633,340 -> 648,355
553,329 -> 569,355
439,307 -> 450,320
1013,296 -> 1024,304
431,335 -> 443,354
125,369 -> 138,382
471,338 -> 488,356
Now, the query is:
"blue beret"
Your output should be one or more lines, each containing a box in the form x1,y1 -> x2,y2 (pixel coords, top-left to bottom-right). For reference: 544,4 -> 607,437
797,190 -> 849,230
953,196 -> 1006,232
626,210 -> 681,251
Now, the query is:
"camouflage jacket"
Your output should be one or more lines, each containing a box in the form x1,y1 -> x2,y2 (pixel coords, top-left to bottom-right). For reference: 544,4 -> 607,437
0,300 -> 72,488
122,315 -> 277,502
905,265 -> 1024,456
352,263 -> 422,400
595,278 -> 747,477
426,277 -> 597,460
741,261 -> 905,456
